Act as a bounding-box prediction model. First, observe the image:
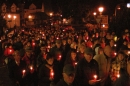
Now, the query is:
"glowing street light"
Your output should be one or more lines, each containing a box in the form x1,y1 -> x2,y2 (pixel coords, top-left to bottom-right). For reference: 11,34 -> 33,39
8,14 -> 12,28
13,15 -> 16,26
98,7 -> 104,15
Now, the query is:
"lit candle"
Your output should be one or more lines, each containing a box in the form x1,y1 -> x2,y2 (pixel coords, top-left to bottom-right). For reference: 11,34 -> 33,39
43,34 -> 44,36
22,30 -> 24,32
128,51 -> 130,55
30,66 -> 33,71
32,42 -> 35,46
75,62 -> 77,65
96,33 -> 98,38
50,69 -> 54,79
94,75 -> 97,80
114,44 -> 117,47
48,45 -> 51,49
77,50 -> 79,53
117,74 -> 120,78
56,37 -> 59,39
114,52 -> 117,56
9,49 -> 12,53
86,37 -> 89,40
22,70 -> 26,76
58,55 -> 62,61
0,40 -> 1,42
77,36 -> 78,39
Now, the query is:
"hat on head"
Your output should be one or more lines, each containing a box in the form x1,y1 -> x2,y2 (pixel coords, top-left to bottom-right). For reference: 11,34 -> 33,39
63,64 -> 75,75
84,47 -> 93,55
25,46 -> 32,52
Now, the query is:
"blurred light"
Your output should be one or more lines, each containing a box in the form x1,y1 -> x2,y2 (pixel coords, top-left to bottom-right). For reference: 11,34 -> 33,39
98,7 -> 104,13
93,12 -> 97,16
127,3 -> 130,8
8,14 -> 11,18
28,15 -> 32,19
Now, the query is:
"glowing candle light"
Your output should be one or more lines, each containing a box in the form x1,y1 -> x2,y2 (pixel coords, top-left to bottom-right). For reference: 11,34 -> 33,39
22,70 -> 26,76
50,69 -> 54,79
114,44 -> 117,47
128,51 -> 130,55
94,75 -> 97,80
77,36 -> 78,39
43,34 -> 44,36
114,52 -> 117,56
96,33 -> 99,38
48,45 -> 51,49
75,62 -> 77,65
0,40 -> 1,42
30,66 -> 33,71
9,49 -> 12,53
56,37 -> 59,39
117,74 -> 120,78
86,37 -> 89,40
32,42 -> 35,46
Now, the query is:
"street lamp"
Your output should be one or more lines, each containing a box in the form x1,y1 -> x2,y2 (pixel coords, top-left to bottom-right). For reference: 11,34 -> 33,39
13,15 -> 16,26
98,7 -> 104,15
8,14 -> 12,28
49,13 -> 53,29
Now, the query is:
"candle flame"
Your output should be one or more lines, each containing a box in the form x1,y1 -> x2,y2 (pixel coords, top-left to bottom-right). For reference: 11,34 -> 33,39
94,75 -> 97,80
75,62 -> 77,65
22,70 -> 26,73
30,66 -> 33,70
117,74 -> 120,78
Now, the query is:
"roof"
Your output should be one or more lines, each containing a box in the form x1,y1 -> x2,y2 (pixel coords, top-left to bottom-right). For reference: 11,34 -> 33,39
24,1 -> 43,9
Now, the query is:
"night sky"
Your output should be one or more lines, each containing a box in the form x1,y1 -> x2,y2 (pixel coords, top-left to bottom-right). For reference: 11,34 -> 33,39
0,0 -> 129,16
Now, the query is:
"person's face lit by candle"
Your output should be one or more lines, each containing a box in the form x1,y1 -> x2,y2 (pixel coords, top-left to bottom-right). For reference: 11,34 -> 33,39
118,53 -> 125,61
46,57 -> 54,65
71,52 -> 76,61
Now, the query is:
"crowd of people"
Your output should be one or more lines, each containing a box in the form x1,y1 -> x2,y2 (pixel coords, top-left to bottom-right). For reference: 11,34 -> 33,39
0,26 -> 130,86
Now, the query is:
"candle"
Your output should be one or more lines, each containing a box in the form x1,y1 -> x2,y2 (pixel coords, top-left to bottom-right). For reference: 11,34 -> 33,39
22,70 -> 26,76
48,45 -> 51,49
75,62 -> 77,65
30,66 -> 33,71
50,69 -> 54,79
77,36 -> 78,39
128,51 -> 130,55
114,52 -> 117,56
43,34 -> 44,36
32,42 -> 35,46
114,44 -> 117,47
94,75 -> 97,80
96,33 -> 98,38
117,74 -> 120,78
86,37 -> 89,40
0,40 -> 1,42
56,37 -> 59,39
58,55 -> 62,61
9,49 -> 12,53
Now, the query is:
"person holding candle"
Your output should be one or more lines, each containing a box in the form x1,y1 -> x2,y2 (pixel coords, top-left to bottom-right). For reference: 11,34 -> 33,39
110,51 -> 127,84
75,47 -> 100,86
22,46 -> 37,86
114,66 -> 130,86
64,49 -> 79,67
8,50 -> 27,86
38,53 -> 60,86
93,45 -> 112,86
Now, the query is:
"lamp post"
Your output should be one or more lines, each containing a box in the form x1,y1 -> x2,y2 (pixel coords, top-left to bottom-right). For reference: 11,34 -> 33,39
13,15 -> 16,27
98,7 -> 104,30
98,7 -> 104,15
8,14 -> 12,29
49,12 -> 53,29
28,15 -> 32,27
